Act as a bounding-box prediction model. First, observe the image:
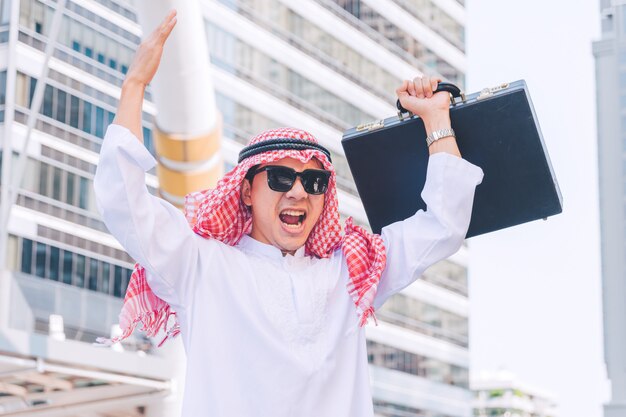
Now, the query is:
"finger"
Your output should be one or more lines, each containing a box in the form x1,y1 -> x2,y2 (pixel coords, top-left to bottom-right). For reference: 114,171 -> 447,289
407,80 -> 416,97
413,76 -> 424,98
159,10 -> 177,41
161,9 -> 177,27
430,77 -> 438,94
430,77 -> 441,93
422,77 -> 433,98
395,80 -> 409,97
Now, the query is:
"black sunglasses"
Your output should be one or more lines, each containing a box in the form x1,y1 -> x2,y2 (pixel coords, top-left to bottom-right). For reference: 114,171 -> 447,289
247,165 -> 331,195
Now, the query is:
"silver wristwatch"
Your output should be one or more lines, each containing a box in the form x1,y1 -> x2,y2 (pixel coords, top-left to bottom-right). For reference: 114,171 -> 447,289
426,128 -> 456,147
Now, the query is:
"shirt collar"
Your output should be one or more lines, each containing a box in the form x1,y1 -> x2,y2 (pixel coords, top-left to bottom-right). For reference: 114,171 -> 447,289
238,234 -> 307,260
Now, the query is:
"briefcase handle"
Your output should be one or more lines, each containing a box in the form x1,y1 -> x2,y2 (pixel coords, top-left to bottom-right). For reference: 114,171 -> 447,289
396,82 -> 463,115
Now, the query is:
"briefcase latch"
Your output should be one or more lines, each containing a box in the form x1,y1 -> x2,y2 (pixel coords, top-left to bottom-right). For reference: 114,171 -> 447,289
356,119 -> 385,132
477,82 -> 510,101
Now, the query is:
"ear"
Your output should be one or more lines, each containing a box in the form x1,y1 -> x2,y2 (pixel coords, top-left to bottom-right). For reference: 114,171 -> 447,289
241,179 -> 252,207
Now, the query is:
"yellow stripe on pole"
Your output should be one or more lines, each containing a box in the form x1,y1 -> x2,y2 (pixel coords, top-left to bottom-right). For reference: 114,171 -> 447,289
156,162 -> 222,200
154,119 -> 222,163
153,114 -> 223,207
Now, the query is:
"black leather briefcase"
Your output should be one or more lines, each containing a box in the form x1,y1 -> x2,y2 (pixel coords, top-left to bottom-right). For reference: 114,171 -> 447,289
341,80 -> 562,238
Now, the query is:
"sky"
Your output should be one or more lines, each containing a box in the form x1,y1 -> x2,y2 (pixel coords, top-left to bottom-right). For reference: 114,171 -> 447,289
465,1 -> 606,416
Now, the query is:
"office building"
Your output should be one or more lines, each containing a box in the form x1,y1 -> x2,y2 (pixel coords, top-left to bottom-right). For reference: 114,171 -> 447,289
593,1 -> 626,416
472,371 -> 557,417
0,0 -> 471,415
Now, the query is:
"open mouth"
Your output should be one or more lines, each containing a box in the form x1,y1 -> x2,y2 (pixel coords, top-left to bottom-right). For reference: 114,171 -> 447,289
279,209 -> 307,229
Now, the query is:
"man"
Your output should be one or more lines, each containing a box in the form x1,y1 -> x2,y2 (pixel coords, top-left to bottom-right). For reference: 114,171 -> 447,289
94,10 -> 483,417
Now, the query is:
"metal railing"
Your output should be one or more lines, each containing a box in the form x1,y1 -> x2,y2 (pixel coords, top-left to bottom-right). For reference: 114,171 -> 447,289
422,272 -> 468,297
220,1 -> 397,103
14,107 -> 103,153
16,188 -> 108,233
18,27 -> 153,101
11,271 -> 154,352
91,0 -> 138,22
213,58 -> 353,131
376,309 -> 468,347
392,0 -> 465,51
315,0 -> 431,74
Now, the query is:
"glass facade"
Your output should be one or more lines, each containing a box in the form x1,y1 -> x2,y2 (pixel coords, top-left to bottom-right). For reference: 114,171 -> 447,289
18,236 -> 133,297
367,340 -> 469,388
1,0 -> 149,346
21,156 -> 101,221
216,0 -> 401,101
0,70 -> 6,122
375,400 -> 453,417
393,0 -> 464,50
334,0 -> 463,86
14,72 -> 155,153
378,293 -> 468,347
422,259 -> 468,296
206,20 -> 376,128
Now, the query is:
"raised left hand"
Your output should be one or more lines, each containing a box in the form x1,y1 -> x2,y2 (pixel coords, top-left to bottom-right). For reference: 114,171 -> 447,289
396,76 -> 451,132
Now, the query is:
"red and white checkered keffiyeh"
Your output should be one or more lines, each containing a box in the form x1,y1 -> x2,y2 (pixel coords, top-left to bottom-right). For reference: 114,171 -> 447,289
97,127 -> 386,347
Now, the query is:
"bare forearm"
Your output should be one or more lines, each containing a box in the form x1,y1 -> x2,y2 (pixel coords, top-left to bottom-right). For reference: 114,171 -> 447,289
113,79 -> 146,144
423,113 -> 461,158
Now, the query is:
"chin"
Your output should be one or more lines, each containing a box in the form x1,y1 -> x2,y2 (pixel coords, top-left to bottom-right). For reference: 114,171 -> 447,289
279,239 -> 306,253
276,233 -> 309,253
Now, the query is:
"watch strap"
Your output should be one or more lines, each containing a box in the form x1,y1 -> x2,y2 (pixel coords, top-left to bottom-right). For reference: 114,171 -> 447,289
426,127 -> 456,147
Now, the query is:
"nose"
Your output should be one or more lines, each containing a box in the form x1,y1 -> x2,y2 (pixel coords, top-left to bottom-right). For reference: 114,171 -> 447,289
285,176 -> 307,199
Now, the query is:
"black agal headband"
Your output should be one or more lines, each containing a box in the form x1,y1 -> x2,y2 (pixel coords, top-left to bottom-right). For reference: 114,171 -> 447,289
238,138 -> 332,163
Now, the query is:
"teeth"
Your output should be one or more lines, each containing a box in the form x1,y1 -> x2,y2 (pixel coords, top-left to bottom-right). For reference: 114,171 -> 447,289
281,209 -> 305,216
282,222 -> 302,229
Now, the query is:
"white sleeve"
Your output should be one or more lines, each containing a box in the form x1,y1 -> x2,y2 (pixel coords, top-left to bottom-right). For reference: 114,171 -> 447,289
373,152 -> 484,309
94,124 -> 206,309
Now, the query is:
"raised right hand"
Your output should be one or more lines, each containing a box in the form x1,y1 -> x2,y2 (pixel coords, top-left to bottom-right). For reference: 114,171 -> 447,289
124,9 -> 177,88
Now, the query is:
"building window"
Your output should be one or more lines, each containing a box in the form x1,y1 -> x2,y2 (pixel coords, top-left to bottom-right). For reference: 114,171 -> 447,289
52,166 -> 62,201
65,172 -> 75,205
43,85 -> 53,118
367,341 -> 468,388
113,265 -> 123,297
62,250 -> 72,285
38,162 -> 48,196
17,237 -> 133,297
82,101 -> 92,134
49,246 -> 60,281
74,254 -> 85,288
70,95 -> 80,128
55,89 -> 67,123
88,258 -> 98,291
206,22 -> 376,127
21,238 -> 33,274
18,73 -> 157,150
78,176 -> 89,210
378,293 -> 468,347
0,71 -> 6,106
0,0 -> 10,25
35,242 -> 46,278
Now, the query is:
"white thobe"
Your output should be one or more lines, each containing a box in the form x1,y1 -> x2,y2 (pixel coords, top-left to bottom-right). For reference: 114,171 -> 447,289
94,124 -> 484,417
